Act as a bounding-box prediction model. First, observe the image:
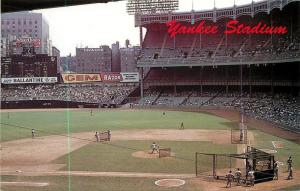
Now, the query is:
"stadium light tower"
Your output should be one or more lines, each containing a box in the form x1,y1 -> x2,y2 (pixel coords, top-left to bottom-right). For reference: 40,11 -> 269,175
127,0 -> 178,98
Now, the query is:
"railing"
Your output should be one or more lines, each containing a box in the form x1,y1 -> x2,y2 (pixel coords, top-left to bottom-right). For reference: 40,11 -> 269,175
137,52 -> 300,67
136,0 -> 300,26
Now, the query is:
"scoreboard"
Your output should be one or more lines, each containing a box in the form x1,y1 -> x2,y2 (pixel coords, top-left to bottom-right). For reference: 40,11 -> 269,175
1,54 -> 57,78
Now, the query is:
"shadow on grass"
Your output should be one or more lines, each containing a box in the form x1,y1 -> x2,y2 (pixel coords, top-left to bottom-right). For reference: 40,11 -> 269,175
276,184 -> 300,191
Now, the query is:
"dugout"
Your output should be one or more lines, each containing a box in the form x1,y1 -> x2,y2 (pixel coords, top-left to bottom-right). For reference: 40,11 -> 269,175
195,146 -> 275,183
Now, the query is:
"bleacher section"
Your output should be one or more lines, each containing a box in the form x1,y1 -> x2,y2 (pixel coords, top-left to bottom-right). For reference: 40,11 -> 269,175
2,84 -> 134,104
136,89 -> 299,131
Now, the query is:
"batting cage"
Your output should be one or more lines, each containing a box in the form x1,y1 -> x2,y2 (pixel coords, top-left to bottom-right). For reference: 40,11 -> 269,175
159,148 -> 171,158
195,146 -> 275,183
231,122 -> 248,144
99,131 -> 111,142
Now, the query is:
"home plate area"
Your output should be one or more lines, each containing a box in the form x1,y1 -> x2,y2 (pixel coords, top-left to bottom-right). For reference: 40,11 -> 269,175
154,179 -> 186,187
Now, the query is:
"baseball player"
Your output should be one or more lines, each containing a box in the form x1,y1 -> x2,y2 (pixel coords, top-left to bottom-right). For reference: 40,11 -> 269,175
180,122 -> 184,130
151,142 -> 159,154
95,131 -> 100,142
31,129 -> 35,138
226,170 -> 234,188
287,166 -> 293,180
287,156 -> 293,172
246,160 -> 252,175
108,130 -> 111,141
235,168 -> 242,186
248,170 -> 255,186
239,128 -> 244,142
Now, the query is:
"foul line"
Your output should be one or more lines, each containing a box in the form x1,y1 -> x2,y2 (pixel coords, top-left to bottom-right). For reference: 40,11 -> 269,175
1,171 -> 195,179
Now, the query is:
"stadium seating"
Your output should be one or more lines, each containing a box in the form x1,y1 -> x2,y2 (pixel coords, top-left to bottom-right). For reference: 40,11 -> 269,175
139,5 -> 300,67
1,84 -> 134,104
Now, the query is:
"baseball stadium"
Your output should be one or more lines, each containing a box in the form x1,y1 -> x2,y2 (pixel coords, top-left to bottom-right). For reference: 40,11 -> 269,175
1,0 -> 300,190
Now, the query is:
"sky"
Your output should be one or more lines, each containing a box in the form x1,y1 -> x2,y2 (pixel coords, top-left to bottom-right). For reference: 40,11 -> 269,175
34,0 -> 262,56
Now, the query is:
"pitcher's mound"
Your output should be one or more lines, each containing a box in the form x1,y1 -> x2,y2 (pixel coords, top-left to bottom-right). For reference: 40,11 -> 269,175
132,151 -> 159,158
155,179 -> 185,187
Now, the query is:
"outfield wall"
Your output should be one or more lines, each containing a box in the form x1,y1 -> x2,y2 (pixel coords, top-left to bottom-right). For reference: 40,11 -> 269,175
1,100 -> 118,109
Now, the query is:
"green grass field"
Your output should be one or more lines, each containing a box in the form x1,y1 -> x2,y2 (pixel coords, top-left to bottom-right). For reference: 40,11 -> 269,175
251,130 -> 300,170
55,140 -> 236,173
1,109 -> 300,191
0,110 -> 231,142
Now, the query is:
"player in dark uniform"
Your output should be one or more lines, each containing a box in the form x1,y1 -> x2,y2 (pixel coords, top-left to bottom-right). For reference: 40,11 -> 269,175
287,156 -> 292,172
287,156 -> 293,180
108,130 -> 111,141
288,167 -> 293,180
95,131 -> 100,142
180,122 -> 184,130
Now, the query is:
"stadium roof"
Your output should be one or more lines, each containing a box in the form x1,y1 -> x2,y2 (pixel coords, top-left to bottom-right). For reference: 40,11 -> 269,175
1,0 -> 123,13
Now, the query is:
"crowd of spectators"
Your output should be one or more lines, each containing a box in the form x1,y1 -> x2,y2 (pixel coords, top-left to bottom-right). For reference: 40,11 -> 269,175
136,90 -> 299,130
241,94 -> 299,130
139,31 -> 300,65
1,84 -> 134,104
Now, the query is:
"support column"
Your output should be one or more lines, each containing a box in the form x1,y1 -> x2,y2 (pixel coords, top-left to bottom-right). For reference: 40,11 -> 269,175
226,66 -> 229,97
200,67 -> 203,96
213,154 -> 217,178
271,64 -> 274,98
174,85 -> 177,95
173,69 -> 176,95
200,85 -> 203,96
249,65 -> 252,97
240,65 -> 243,122
139,26 -> 143,47
140,67 -> 144,98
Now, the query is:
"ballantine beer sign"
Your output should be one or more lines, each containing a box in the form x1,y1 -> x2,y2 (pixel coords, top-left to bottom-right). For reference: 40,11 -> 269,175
166,20 -> 288,38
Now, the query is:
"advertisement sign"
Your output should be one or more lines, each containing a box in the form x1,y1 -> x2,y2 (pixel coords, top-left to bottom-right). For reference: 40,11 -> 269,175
16,38 -> 41,47
1,77 -> 57,84
61,73 -> 138,83
120,72 -> 139,82
61,73 -> 102,83
100,73 -> 123,82
1,57 -> 12,64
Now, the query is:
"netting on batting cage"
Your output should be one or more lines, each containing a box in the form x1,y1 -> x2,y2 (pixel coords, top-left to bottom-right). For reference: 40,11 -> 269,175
231,122 -> 248,144
99,131 -> 111,142
245,146 -> 275,183
195,153 -> 247,180
196,146 -> 275,183
159,148 -> 171,158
